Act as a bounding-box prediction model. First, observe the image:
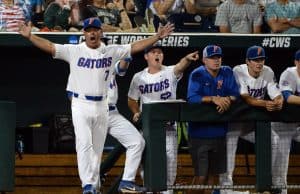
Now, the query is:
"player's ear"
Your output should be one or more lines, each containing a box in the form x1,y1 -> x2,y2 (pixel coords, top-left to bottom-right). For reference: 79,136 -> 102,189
144,53 -> 148,60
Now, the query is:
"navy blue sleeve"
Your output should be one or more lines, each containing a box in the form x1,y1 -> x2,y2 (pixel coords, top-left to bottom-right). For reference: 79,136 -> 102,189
187,69 -> 203,103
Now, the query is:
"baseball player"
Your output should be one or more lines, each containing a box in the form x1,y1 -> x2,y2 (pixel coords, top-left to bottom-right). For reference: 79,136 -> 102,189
271,49 -> 300,194
18,17 -> 174,194
107,58 -> 147,193
128,44 -> 199,194
219,45 -> 283,194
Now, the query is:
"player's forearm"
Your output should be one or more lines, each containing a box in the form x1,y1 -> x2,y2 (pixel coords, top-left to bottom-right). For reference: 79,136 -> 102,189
174,56 -> 192,76
128,98 -> 140,114
28,34 -> 55,56
243,95 -> 267,108
287,95 -> 300,105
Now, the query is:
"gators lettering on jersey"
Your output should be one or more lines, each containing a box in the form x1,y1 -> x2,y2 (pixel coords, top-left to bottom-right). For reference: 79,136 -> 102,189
247,85 -> 267,98
138,79 -> 170,94
77,57 -> 112,69
233,64 -> 281,100
54,43 -> 131,96
128,65 -> 182,110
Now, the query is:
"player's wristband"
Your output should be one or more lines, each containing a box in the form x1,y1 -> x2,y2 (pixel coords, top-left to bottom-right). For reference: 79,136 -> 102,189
282,90 -> 292,102
124,57 -> 132,63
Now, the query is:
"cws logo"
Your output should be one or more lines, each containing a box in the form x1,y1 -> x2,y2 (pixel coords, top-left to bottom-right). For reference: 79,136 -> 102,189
261,37 -> 291,48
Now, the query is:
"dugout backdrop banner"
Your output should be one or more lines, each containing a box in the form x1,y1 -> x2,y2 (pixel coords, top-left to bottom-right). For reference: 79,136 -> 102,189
0,32 -> 298,49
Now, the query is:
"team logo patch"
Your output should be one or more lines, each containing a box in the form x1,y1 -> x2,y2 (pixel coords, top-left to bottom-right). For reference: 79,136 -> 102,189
89,18 -> 95,25
281,80 -> 289,86
217,80 -> 223,89
214,46 -> 219,52
257,47 -> 262,56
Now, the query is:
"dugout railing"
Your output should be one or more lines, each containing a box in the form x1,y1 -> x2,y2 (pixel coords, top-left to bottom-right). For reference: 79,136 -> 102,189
142,100 -> 300,193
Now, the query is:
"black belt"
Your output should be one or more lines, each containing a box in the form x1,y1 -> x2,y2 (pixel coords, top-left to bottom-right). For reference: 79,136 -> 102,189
67,91 -> 104,101
109,106 -> 116,111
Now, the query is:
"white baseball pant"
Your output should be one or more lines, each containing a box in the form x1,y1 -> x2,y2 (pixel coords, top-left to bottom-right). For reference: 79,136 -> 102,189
272,122 -> 300,194
108,108 -> 145,181
220,122 -> 279,187
71,98 -> 109,189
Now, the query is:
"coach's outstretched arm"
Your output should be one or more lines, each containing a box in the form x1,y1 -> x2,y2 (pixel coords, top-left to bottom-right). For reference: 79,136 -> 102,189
18,23 -> 55,56
130,23 -> 174,55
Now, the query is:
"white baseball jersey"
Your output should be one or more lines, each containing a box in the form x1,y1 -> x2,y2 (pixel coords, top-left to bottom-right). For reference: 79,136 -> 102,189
279,66 -> 300,95
128,65 -> 181,187
128,65 -> 182,109
233,64 -> 281,99
54,43 -> 131,97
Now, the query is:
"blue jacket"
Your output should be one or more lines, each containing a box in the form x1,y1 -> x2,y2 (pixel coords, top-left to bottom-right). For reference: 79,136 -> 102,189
187,65 -> 240,138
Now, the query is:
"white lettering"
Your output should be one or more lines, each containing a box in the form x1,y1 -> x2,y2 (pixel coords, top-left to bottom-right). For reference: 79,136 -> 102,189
275,37 -> 285,48
284,37 -> 291,48
268,37 -> 291,48
269,37 -> 276,48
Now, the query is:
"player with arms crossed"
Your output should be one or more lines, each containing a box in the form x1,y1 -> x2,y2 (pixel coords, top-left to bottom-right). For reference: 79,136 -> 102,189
128,44 -> 199,194
271,49 -> 300,194
18,17 -> 174,194
220,45 -> 283,194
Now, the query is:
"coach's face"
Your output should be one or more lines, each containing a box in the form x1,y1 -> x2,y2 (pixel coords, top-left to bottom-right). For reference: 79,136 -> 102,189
247,58 -> 265,77
84,27 -> 103,49
203,55 -> 222,73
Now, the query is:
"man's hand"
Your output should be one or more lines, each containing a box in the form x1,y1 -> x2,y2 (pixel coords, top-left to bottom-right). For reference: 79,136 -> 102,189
273,96 -> 284,111
156,22 -> 175,39
18,22 -> 32,39
133,112 -> 141,123
212,96 -> 231,114
185,51 -> 199,62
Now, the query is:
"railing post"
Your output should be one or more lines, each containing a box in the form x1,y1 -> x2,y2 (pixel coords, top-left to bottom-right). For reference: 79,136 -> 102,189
0,101 -> 16,192
142,103 -> 180,192
255,121 -> 271,192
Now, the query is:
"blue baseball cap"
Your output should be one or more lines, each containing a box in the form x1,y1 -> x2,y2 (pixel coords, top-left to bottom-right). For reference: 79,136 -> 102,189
144,43 -> 163,53
83,17 -> 102,30
295,49 -> 300,61
246,45 -> 266,60
202,45 -> 222,58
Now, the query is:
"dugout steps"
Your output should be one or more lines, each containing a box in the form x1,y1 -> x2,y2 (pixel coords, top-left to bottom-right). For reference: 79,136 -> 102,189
4,153 -> 300,194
